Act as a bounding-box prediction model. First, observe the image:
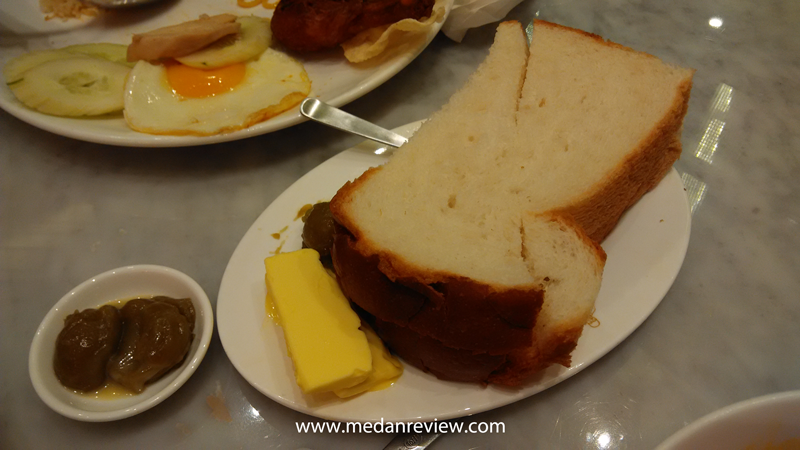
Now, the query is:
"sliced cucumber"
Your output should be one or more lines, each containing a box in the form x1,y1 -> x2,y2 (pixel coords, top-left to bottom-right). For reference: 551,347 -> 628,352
4,44 -> 133,84
176,16 -> 271,69
63,43 -> 135,67
9,57 -> 130,116
4,50 -> 78,84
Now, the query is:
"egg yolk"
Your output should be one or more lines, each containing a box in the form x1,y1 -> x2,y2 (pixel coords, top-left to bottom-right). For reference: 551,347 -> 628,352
166,62 -> 246,98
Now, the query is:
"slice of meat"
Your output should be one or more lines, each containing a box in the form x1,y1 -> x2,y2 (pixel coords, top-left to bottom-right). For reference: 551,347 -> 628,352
127,14 -> 241,62
271,0 -> 434,52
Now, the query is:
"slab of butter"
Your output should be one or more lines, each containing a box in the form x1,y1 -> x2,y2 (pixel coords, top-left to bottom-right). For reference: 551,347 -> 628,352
265,249 -> 372,394
334,323 -> 403,398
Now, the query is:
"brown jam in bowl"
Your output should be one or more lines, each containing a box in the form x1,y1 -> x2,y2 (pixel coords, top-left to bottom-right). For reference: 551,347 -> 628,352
53,296 -> 195,394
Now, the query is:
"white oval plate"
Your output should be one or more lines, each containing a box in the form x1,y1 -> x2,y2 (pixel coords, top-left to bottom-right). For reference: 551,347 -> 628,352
0,0 -> 451,147
655,390 -> 800,450
29,265 -> 214,421
216,121 -> 692,422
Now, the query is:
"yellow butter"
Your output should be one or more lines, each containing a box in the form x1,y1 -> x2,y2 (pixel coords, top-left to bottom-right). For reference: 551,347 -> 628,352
265,249 -> 372,394
334,323 -> 403,398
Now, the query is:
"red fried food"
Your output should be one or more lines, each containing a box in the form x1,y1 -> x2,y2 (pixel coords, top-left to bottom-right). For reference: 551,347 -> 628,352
271,0 -> 435,52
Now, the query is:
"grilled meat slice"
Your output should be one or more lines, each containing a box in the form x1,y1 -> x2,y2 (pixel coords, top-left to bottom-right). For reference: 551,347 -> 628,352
271,0 -> 435,52
127,14 -> 241,62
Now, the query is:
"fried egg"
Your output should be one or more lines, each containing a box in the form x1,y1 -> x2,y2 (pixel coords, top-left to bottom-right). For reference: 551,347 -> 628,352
123,48 -> 310,136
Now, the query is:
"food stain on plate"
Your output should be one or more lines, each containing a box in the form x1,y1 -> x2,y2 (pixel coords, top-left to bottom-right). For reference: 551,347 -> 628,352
268,202 -> 320,255
206,381 -> 233,423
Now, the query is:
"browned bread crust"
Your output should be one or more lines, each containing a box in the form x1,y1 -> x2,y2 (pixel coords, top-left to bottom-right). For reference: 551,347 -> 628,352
369,314 -> 508,383
335,211 -> 606,386
332,225 -> 544,354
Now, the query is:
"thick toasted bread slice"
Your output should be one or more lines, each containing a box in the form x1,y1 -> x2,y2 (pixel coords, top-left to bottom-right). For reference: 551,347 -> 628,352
347,212 -> 605,384
330,20 -> 692,384
332,21 -> 542,354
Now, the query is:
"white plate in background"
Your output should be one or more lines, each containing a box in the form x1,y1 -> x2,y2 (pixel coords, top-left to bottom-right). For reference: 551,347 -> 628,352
216,121 -> 693,422
0,0 -> 451,147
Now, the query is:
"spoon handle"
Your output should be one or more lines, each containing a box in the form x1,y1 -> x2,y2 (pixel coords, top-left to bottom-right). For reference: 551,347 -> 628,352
300,98 -> 408,148
381,432 -> 441,450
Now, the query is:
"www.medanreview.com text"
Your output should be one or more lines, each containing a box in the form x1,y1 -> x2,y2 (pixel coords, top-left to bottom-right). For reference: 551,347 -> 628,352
296,419 -> 505,434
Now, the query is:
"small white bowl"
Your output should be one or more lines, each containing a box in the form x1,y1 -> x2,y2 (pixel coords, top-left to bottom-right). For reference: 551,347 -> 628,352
29,265 -> 214,422
656,390 -> 800,450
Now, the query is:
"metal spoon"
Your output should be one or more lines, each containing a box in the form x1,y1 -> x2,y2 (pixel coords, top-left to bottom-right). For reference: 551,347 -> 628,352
301,20 -> 534,145
300,98 -> 408,148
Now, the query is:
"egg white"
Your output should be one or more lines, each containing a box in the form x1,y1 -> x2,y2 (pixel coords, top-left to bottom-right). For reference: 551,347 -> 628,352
123,48 -> 311,136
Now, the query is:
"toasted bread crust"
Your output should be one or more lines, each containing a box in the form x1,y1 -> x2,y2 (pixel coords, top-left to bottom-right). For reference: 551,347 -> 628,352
362,300 -> 591,387
333,210 -> 607,386
333,227 -> 544,353
369,314 -> 508,383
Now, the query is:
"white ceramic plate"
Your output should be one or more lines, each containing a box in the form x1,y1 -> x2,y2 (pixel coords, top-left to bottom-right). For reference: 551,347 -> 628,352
29,265 -> 214,421
655,390 -> 800,450
216,121 -> 692,422
0,0 -> 451,147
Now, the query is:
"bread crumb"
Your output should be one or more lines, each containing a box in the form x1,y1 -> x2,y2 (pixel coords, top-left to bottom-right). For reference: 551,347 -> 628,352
587,307 -> 600,328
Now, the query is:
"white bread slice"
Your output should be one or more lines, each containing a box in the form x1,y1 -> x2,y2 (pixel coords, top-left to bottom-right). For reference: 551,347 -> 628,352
332,22 -> 544,356
333,21 -> 535,288
490,212 -> 605,384
511,20 -> 694,240
330,20 -> 693,384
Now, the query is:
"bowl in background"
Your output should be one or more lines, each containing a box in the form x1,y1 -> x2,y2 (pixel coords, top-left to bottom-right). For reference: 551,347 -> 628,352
656,390 -> 800,450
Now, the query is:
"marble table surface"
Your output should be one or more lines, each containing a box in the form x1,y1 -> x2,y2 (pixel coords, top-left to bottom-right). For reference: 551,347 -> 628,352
2,0 -> 799,448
